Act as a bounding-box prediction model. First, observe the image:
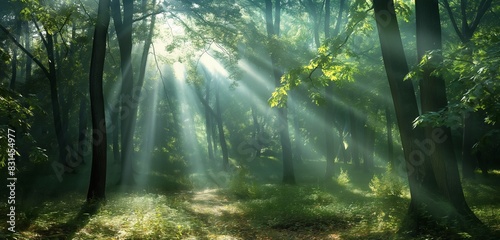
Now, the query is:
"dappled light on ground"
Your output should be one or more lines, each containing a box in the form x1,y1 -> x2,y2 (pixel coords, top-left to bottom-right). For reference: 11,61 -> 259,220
3,165 -> 500,239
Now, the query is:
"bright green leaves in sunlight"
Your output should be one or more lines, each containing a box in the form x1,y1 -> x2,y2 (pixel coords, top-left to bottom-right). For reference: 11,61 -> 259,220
269,35 -> 358,108
394,0 -> 412,23
17,0 -> 76,35
268,2 -> 372,108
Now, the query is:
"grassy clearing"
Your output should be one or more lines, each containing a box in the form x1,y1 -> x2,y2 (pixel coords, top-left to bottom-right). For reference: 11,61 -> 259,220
1,166 -> 499,239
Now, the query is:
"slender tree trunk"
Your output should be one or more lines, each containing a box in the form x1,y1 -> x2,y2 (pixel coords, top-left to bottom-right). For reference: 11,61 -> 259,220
24,22 -> 32,82
349,111 -> 362,168
461,112 -> 477,178
10,15 -> 21,89
363,124 -> 375,170
324,0 -> 345,180
251,105 -> 262,158
385,105 -> 395,170
215,84 -> 229,170
111,0 -> 136,185
77,98 -> 88,164
265,0 -> 295,184
324,0 -> 331,38
112,105 -> 121,163
87,0 -> 110,202
46,33 -> 70,167
205,78 -> 214,161
290,94 -> 303,165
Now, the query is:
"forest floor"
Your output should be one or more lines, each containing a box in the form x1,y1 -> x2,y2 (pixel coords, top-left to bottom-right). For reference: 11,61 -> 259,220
2,167 -> 500,239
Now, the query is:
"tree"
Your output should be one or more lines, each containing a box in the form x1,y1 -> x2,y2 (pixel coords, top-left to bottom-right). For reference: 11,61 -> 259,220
87,0 -> 111,202
265,0 -> 295,184
373,0 -> 482,234
441,0 -> 493,178
111,0 -> 135,185
0,4 -> 70,170
324,0 -> 346,180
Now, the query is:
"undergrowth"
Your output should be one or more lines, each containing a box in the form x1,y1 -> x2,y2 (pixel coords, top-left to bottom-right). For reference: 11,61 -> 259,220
0,166 -> 498,239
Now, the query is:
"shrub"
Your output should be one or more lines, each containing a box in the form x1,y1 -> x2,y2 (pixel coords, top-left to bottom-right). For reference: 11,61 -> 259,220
369,168 -> 406,198
336,168 -> 351,186
229,167 -> 258,199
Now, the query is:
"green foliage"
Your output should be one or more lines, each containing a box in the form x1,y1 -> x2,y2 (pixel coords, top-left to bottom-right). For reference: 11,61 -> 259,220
0,86 -> 47,167
336,168 -> 351,186
411,26 -> 500,129
369,167 -> 407,198
241,184 -> 347,231
269,4 -> 371,108
394,0 -> 413,23
0,47 -> 10,81
229,167 -> 258,199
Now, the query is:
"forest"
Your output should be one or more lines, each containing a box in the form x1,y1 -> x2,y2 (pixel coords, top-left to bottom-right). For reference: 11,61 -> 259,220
1,0 -> 500,239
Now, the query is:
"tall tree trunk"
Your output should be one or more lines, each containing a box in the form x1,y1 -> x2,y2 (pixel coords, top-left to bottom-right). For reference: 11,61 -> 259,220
373,0 -> 437,232
87,0 -> 110,202
10,15 -> 21,89
111,0 -> 135,185
290,94 -> 303,165
416,0 -> 480,224
363,124 -> 375,171
24,21 -> 32,82
215,84 -> 229,170
112,103 -> 121,163
385,104 -> 395,170
77,98 -> 89,165
461,112 -> 477,178
251,105 -> 262,158
374,0 -> 483,234
46,33 -> 70,167
324,0 -> 345,180
205,78 -> 214,162
349,110 -> 363,168
324,0 -> 331,38
265,0 -> 295,184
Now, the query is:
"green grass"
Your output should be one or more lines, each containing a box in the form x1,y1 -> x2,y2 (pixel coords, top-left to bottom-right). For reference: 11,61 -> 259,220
1,164 -> 499,239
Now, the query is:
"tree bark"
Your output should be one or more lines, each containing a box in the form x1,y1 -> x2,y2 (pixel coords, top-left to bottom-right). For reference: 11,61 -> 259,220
205,79 -> 214,162
77,98 -> 88,165
215,84 -> 229,170
265,0 -> 295,184
111,0 -> 136,185
87,0 -> 111,202
385,105 -> 395,170
416,0 -> 480,224
324,0 -> 345,180
24,21 -> 32,82
373,0 -> 437,233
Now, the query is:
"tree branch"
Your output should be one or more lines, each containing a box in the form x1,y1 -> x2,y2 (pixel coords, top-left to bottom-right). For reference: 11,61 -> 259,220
0,24 -> 50,79
442,0 -> 465,42
470,0 -> 492,35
